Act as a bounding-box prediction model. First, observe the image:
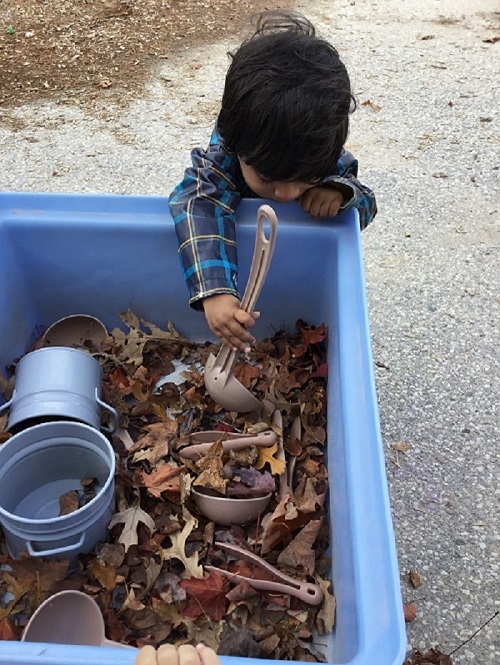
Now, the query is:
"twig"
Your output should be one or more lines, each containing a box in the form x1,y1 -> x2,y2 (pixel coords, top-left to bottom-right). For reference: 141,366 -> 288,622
448,610 -> 499,656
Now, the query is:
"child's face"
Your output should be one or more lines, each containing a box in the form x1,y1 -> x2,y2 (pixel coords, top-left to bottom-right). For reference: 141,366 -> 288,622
238,158 -> 316,203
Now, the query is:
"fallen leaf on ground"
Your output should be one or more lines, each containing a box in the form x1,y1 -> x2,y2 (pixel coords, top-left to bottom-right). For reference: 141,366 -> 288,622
255,442 -> 286,475
404,602 -> 417,622
161,508 -> 204,579
277,519 -> 322,575
409,570 -> 424,589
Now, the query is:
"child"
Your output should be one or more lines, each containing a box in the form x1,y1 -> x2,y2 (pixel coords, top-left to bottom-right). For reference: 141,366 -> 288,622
169,10 -> 377,352
135,643 -> 219,665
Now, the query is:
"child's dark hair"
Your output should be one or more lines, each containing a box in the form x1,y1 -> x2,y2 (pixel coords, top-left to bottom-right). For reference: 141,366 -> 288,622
217,10 -> 356,183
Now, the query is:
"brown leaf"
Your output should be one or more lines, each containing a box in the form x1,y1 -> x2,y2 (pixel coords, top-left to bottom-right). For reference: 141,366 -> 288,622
404,602 -> 417,622
404,648 -> 452,665
258,633 -> 281,655
277,519 -> 323,575
392,441 -> 411,453
361,99 -> 382,112
141,464 -> 185,499
58,490 -> 79,516
88,558 -> 117,591
0,617 -> 16,640
261,495 -> 311,554
291,321 -> 327,357
233,361 -> 260,388
409,570 -> 424,589
130,421 -> 177,455
193,441 -> 227,494
180,570 -> 228,621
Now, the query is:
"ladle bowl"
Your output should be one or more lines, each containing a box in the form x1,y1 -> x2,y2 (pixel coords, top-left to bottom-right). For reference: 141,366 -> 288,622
192,487 -> 272,525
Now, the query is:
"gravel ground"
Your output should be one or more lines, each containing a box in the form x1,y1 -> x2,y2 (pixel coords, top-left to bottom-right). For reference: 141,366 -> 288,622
1,0 -> 499,662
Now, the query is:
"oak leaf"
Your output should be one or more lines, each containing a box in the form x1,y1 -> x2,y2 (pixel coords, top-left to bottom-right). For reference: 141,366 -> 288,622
108,502 -> 156,552
161,508 -> 203,579
291,321 -> 326,357
255,442 -> 286,475
180,570 -> 228,621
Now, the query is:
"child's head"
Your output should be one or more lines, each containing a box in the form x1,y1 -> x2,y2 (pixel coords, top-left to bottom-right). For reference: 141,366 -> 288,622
218,11 -> 356,199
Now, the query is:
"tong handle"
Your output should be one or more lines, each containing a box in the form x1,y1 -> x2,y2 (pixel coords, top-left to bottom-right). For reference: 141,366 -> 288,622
240,205 -> 278,313
212,205 -> 277,375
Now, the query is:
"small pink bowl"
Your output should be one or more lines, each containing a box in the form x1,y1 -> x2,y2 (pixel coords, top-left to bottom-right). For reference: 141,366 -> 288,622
192,487 -> 272,526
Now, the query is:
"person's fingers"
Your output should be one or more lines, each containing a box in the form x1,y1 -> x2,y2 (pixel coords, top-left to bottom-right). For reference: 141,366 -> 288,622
298,192 -> 311,213
252,311 -> 260,320
156,645 -> 180,665
318,199 -> 330,218
309,199 -> 321,217
328,197 -> 341,217
178,644 -> 201,665
233,309 -> 257,329
135,646 -> 158,665
196,645 -> 220,665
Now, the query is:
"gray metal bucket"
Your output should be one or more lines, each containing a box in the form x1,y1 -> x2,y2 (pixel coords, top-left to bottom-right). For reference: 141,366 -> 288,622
0,346 -> 117,434
0,421 -> 116,560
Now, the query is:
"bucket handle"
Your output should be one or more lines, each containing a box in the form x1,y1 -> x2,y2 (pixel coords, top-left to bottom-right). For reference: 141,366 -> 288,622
0,396 -> 13,416
95,389 -> 118,434
26,532 -> 85,558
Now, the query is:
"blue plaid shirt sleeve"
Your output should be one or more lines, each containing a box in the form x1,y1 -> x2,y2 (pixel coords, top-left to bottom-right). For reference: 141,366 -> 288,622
322,150 -> 377,230
168,131 -> 243,309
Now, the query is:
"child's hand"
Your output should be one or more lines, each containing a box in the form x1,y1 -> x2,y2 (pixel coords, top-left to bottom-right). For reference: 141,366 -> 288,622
298,186 -> 345,218
203,293 -> 259,352
136,643 -> 220,665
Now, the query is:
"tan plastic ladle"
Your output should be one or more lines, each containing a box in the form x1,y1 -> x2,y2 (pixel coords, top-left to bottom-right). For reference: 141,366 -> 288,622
204,204 -> 278,412
178,429 -> 277,460
22,590 -> 134,649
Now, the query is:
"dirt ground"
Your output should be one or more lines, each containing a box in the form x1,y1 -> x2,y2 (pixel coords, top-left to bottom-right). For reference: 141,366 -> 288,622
0,0 -> 294,107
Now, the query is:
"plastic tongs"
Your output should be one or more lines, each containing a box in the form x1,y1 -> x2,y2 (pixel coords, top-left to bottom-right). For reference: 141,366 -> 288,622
207,541 -> 324,606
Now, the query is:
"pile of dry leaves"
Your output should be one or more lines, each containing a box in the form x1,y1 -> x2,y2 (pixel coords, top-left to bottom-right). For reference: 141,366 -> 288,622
0,311 -> 334,660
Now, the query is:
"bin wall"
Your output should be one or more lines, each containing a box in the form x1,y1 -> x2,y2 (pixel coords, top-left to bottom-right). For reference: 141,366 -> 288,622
0,193 -> 405,665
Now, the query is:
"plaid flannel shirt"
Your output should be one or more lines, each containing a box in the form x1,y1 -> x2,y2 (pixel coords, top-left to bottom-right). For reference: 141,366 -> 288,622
169,128 -> 377,308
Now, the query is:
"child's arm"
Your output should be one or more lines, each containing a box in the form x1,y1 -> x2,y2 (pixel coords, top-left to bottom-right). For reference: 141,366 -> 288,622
299,150 -> 377,229
169,133 -> 257,351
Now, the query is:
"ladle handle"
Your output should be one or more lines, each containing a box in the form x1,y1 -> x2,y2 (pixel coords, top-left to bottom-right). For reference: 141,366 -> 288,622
179,430 -> 277,459
240,205 -> 278,313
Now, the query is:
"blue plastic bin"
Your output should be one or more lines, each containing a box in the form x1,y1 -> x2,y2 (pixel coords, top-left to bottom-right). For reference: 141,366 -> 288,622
0,192 -> 406,665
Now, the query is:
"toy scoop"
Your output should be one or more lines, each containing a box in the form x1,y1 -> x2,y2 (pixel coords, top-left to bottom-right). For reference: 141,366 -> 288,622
41,314 -> 108,348
204,204 -> 278,412
22,590 -> 134,649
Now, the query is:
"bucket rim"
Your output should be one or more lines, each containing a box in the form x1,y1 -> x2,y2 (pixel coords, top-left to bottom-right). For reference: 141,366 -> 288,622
0,421 -> 116,526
